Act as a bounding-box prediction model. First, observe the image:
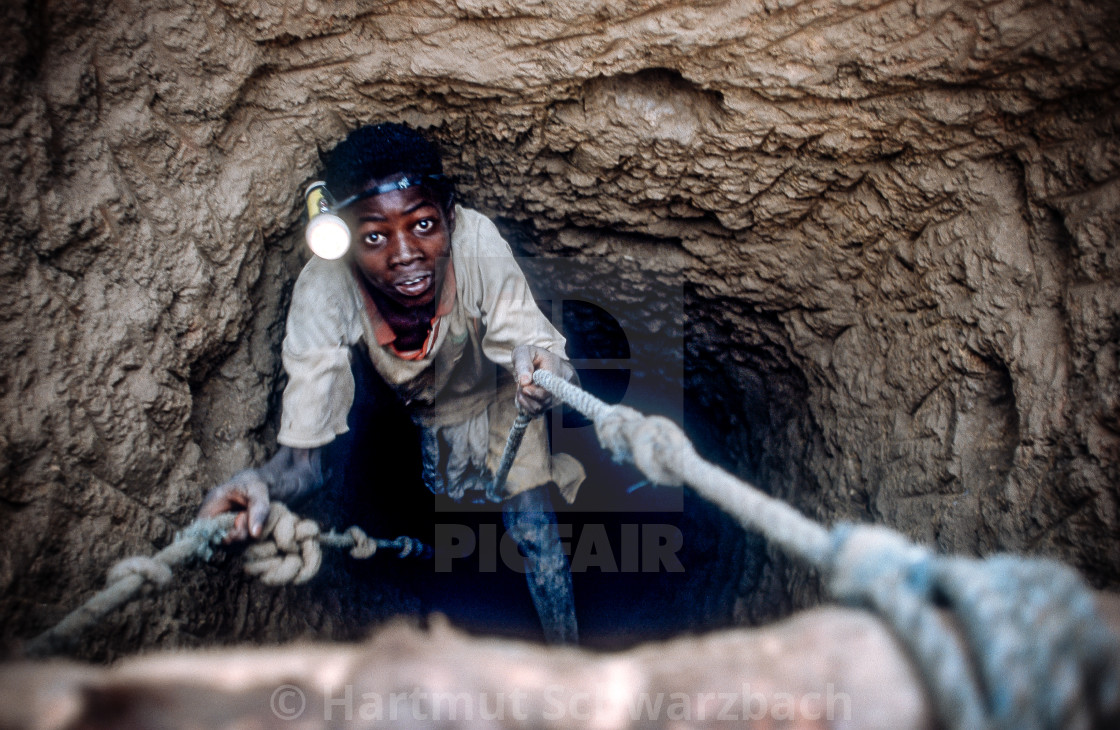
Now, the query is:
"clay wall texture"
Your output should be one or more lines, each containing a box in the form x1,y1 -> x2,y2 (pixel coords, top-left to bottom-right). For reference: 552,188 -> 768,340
1,0 -> 1118,656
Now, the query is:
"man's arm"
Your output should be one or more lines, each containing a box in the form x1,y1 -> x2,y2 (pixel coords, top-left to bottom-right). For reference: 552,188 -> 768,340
456,212 -> 576,414
197,446 -> 325,541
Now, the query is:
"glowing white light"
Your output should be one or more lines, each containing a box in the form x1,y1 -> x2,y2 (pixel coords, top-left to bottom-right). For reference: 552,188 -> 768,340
305,213 -> 350,260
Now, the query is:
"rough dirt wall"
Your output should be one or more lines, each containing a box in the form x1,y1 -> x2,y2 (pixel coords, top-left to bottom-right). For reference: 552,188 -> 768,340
1,0 -> 1119,657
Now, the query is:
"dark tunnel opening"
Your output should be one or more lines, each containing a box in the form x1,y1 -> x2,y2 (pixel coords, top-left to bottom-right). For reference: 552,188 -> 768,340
261,233 -> 825,650
12,200 -> 830,660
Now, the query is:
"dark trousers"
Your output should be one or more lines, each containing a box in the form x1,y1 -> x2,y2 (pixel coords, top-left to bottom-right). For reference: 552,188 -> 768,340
321,347 -> 578,644
502,486 -> 579,644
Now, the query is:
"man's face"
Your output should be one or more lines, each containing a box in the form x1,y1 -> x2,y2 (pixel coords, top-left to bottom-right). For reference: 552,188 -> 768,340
347,179 -> 454,309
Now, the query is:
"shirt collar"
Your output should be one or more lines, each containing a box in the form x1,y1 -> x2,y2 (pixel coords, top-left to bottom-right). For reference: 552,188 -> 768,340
354,261 -> 456,352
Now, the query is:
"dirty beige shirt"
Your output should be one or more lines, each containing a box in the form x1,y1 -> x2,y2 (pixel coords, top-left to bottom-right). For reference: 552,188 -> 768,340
277,205 -> 584,502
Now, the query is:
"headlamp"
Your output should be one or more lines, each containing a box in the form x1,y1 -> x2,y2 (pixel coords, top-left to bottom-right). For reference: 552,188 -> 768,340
302,175 -> 447,260
304,181 -> 350,260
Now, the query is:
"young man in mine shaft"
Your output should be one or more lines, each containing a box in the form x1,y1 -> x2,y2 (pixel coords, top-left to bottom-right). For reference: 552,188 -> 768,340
199,123 -> 584,644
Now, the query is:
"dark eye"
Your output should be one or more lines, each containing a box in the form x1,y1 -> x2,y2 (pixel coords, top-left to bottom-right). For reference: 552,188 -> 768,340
362,231 -> 384,246
416,218 -> 435,232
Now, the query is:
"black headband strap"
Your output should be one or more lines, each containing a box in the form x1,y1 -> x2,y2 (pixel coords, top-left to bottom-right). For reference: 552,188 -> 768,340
331,174 -> 446,211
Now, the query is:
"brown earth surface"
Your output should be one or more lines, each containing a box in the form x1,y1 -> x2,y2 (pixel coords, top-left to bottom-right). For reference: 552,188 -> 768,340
1,0 -> 1119,659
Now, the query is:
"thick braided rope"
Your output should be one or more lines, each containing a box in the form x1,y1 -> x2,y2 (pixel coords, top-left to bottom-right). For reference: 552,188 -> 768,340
826,525 -> 990,730
25,514 -> 235,658
27,505 -> 432,655
934,555 -> 1120,730
827,531 -> 1120,730
533,370 -> 1120,730
534,371 -> 832,566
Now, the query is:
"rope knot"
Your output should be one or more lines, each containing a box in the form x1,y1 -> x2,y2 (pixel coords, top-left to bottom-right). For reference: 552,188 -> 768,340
107,556 -> 173,588
826,524 -> 933,605
346,526 -> 377,559
595,406 -> 695,486
243,502 -> 323,585
392,536 -> 427,559
594,404 -> 642,463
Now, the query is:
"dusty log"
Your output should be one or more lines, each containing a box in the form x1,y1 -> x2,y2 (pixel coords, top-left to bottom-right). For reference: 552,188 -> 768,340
3,593 -> 1118,730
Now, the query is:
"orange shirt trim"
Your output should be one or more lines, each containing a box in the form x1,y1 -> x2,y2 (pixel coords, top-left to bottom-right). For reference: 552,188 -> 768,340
353,262 -> 456,360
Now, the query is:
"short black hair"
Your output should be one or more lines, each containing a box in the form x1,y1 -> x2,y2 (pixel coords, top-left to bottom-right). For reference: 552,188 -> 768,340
323,123 -> 454,210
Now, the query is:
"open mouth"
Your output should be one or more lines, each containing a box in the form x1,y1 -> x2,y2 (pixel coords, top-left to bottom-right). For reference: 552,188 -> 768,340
395,273 -> 432,298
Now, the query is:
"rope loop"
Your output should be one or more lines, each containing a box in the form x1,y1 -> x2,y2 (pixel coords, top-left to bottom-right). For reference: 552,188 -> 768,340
824,524 -> 1120,730
243,502 -> 323,585
825,524 -> 990,729
932,555 -> 1120,730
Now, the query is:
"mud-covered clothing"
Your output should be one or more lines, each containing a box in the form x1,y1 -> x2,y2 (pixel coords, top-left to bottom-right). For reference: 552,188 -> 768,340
276,205 -> 584,504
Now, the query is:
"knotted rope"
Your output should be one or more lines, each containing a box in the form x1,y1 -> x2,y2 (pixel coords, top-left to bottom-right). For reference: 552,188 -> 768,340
532,370 -> 1120,730
243,501 -> 431,585
26,504 -> 431,656
22,367 -> 1120,729
25,514 -> 236,658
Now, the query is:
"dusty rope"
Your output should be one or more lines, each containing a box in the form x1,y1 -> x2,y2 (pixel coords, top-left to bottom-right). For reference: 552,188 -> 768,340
26,504 -> 432,655
25,514 -> 236,658
487,412 -> 532,502
534,371 -> 833,566
241,501 -> 431,586
532,370 -> 1120,730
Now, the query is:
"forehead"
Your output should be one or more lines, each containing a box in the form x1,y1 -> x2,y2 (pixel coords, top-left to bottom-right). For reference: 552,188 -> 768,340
348,184 -> 442,220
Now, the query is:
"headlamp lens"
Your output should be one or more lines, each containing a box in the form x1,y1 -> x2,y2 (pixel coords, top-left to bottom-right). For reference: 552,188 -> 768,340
306,213 -> 350,260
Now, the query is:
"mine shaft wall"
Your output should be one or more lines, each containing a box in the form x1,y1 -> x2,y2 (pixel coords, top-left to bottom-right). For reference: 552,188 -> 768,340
2,0 -> 1119,657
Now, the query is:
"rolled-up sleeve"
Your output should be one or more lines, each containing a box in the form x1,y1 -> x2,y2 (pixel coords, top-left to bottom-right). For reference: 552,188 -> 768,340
468,215 -> 568,369
277,258 -> 358,449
